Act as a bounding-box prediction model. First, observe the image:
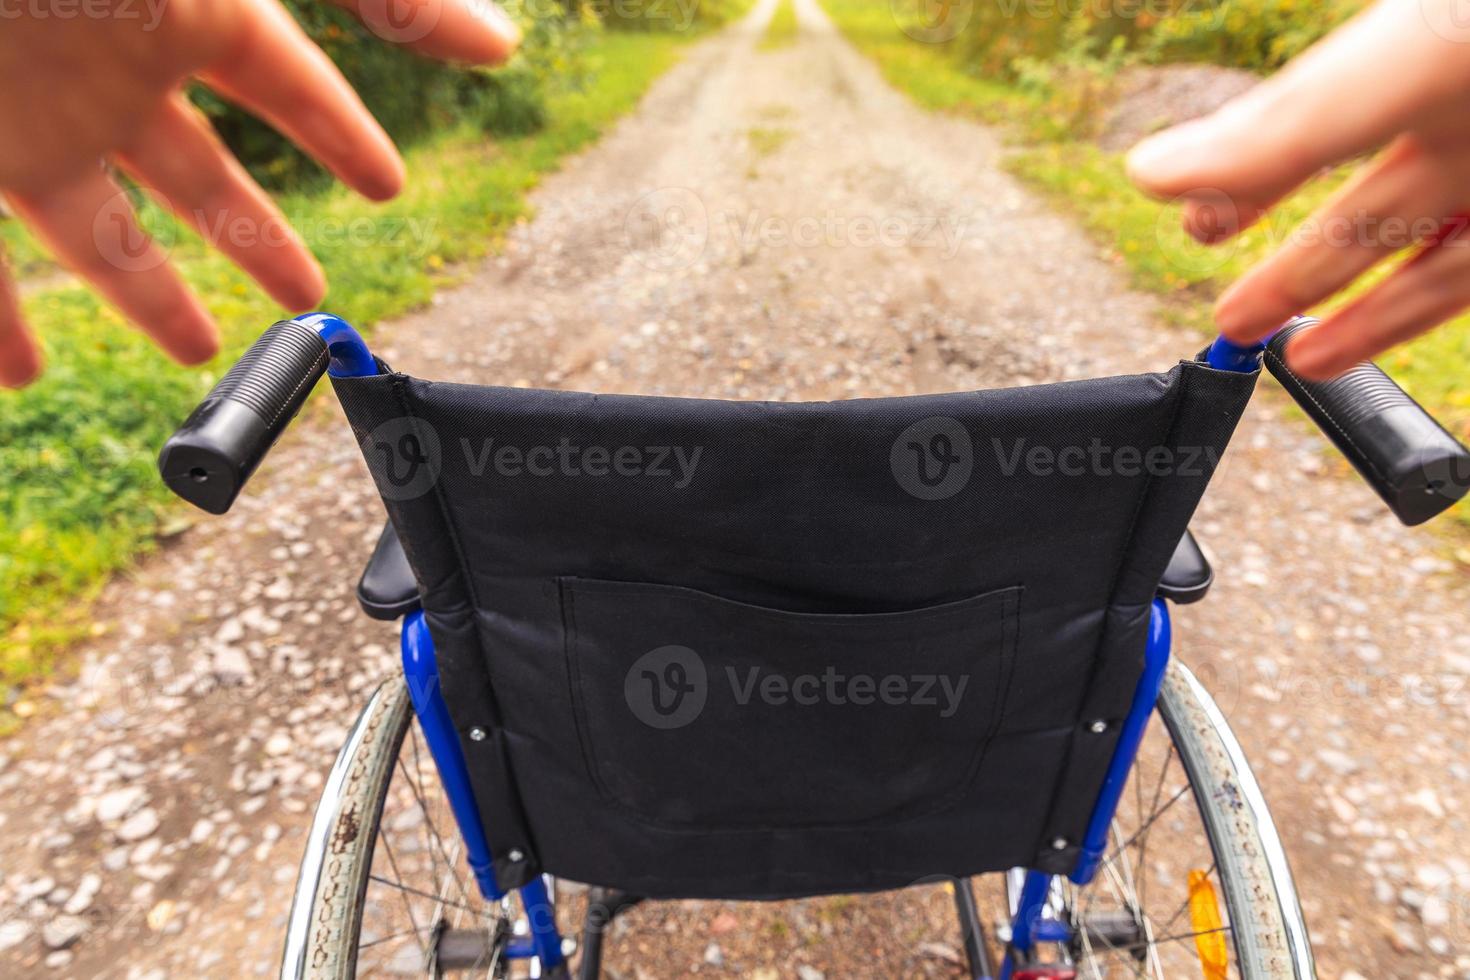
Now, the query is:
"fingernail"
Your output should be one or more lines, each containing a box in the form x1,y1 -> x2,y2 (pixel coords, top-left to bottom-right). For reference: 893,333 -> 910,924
483,4 -> 522,48
1126,126 -> 1200,188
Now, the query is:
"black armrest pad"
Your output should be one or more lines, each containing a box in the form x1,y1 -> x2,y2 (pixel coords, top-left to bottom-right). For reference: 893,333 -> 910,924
357,521 -> 422,621
1157,529 -> 1212,605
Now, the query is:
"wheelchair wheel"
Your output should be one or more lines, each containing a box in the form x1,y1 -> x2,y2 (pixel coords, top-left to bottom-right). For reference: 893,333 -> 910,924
1025,660 -> 1315,979
282,666 -> 1313,979
280,677 -> 551,979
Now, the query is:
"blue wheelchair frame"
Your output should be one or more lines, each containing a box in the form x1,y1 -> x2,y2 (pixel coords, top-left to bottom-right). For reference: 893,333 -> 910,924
305,312 -> 1265,979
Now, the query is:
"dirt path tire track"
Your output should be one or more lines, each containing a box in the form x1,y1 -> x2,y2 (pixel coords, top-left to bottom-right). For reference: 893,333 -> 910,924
3,1 -> 1468,976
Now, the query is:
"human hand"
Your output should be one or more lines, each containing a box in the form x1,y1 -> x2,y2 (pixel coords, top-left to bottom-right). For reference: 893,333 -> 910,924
1127,0 -> 1470,380
0,0 -> 520,387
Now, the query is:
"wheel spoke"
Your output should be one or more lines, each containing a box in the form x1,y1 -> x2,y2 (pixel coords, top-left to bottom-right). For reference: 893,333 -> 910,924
404,726 -> 447,905
1134,742 -> 1175,916
368,874 -> 498,919
1087,923 -> 1235,958
1110,819 -> 1159,979
376,830 -> 430,957
1098,783 -> 1191,870
358,923 -> 439,951
1071,878 -> 1143,979
396,751 -> 477,914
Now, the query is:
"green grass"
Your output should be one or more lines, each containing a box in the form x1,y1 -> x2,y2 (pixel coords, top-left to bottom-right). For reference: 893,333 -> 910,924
747,125 -> 793,157
744,123 -> 794,178
819,0 -> 1034,120
0,28 -> 693,700
822,0 -> 1470,522
761,0 -> 798,49
1,217 -> 57,281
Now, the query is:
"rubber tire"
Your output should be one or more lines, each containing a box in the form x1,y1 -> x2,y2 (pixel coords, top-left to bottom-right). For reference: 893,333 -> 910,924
282,678 -> 413,979
1157,661 -> 1316,979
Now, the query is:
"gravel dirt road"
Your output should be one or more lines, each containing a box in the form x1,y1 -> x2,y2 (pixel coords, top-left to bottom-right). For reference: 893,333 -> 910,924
3,0 -> 1469,976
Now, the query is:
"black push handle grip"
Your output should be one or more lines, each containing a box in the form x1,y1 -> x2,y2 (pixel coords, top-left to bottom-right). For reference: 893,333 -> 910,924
1265,317 -> 1470,526
158,320 -> 329,514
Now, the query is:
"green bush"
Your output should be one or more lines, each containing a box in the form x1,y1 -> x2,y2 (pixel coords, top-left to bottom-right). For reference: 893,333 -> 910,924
190,2 -> 474,191
189,0 -> 747,183
1010,21 -> 1132,140
594,0 -> 749,32
928,0 -> 1365,79
191,0 -> 601,190
1145,0 -> 1363,69
462,10 -> 594,137
467,62 -> 550,136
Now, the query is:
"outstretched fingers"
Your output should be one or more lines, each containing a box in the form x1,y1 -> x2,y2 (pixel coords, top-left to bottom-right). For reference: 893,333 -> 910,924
6,170 -> 220,366
115,96 -> 326,312
1212,135 -> 1468,342
201,0 -> 406,202
1284,218 -> 1470,379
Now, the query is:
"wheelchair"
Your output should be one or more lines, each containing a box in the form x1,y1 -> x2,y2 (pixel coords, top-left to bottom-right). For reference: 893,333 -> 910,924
158,311 -> 1470,979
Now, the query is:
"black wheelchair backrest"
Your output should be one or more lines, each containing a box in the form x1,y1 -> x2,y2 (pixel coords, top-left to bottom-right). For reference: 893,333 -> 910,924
329,357 -> 1256,899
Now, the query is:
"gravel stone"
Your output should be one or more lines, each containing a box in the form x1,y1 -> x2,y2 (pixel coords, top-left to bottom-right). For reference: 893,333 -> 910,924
95,786 -> 148,823
63,874 -> 101,916
41,915 -> 88,950
116,807 -> 160,843
0,921 -> 30,953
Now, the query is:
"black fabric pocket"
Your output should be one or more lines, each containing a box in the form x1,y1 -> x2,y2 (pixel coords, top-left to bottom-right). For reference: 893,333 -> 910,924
561,579 -> 1022,830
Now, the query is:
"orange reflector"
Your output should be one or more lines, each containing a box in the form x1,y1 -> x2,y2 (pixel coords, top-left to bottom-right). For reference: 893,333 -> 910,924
1188,869 -> 1228,980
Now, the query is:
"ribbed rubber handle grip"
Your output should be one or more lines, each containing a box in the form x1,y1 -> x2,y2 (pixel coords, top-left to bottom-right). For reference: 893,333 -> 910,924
158,320 -> 328,514
1266,317 -> 1470,525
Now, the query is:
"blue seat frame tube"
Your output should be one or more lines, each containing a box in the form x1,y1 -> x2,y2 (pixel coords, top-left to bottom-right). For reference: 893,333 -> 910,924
1000,869 -> 1060,979
401,611 -> 567,971
518,875 -> 565,969
1205,334 -> 1266,373
401,611 -> 504,900
1056,331 -> 1251,887
1001,601 -> 1172,978
297,311 -> 378,378
1071,599 -> 1172,885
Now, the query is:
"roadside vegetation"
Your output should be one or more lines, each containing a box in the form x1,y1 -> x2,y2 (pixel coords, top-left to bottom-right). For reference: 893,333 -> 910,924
0,2 -> 745,706
823,0 -> 1470,529
762,0 -> 799,48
